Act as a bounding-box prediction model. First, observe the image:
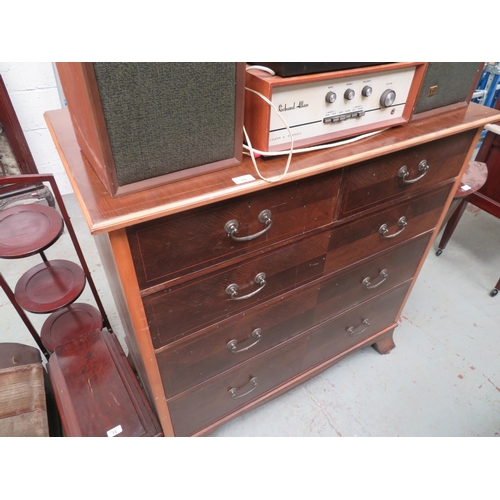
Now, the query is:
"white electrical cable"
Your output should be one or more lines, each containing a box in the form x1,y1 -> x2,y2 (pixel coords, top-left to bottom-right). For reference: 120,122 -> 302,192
244,86 -> 294,182
243,127 -> 390,157
243,72 -> 390,182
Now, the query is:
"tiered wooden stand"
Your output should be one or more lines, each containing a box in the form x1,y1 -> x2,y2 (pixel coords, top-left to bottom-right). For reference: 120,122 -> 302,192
0,173 -> 111,358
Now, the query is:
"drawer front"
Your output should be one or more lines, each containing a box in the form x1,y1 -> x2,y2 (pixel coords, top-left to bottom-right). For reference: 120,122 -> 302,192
325,184 -> 451,275
304,281 -> 412,370
167,333 -> 309,436
314,232 -> 430,324
158,232 -> 430,398
145,231 -> 330,346
128,171 -> 341,290
340,130 -> 474,217
157,284 -> 318,398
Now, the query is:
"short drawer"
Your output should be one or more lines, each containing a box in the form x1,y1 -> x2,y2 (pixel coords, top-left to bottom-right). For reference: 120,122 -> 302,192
145,230 -> 330,346
127,171 -> 341,290
157,284 -> 319,398
167,332 -> 309,436
325,184 -> 451,275
340,130 -> 474,217
304,281 -> 412,370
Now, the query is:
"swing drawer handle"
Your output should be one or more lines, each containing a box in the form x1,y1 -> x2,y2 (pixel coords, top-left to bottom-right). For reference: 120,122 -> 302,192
347,319 -> 370,337
227,328 -> 262,353
362,269 -> 388,289
224,210 -> 273,242
226,273 -> 267,301
398,160 -> 429,184
228,377 -> 258,399
379,216 -> 407,239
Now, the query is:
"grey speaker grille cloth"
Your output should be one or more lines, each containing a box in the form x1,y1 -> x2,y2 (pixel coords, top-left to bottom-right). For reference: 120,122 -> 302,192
92,63 -> 237,186
414,62 -> 480,115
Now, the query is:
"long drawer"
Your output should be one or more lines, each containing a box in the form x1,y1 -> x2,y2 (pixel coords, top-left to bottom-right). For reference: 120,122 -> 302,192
339,130 -> 474,217
167,281 -> 410,437
145,231 -> 330,346
127,171 -> 342,290
157,233 -> 430,398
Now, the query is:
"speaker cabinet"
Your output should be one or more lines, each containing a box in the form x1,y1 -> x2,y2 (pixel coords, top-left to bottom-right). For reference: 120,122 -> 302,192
411,62 -> 483,120
56,63 -> 245,197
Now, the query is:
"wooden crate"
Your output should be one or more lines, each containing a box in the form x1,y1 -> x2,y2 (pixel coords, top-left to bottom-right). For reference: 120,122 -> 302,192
0,343 -> 49,437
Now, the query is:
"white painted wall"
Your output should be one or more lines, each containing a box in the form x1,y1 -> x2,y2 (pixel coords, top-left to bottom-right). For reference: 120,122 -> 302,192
0,62 -> 72,194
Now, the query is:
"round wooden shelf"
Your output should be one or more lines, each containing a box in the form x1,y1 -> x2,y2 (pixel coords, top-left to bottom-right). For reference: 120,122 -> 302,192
0,204 -> 64,259
14,260 -> 86,314
40,303 -> 103,352
455,160 -> 488,198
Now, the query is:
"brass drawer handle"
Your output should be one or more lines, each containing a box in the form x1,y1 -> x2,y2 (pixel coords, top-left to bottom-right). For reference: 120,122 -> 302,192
228,376 -> 258,399
347,319 -> 370,337
362,269 -> 388,289
226,272 -> 267,301
398,160 -> 429,185
227,328 -> 262,353
224,209 -> 273,242
379,216 -> 407,239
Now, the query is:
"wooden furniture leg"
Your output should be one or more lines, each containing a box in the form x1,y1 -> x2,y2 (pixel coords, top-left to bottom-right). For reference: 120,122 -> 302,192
372,328 -> 396,354
436,199 -> 469,256
490,278 -> 500,297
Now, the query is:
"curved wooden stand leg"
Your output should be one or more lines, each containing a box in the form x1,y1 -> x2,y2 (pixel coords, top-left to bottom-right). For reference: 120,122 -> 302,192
436,199 -> 468,256
490,277 -> 500,297
372,328 -> 396,355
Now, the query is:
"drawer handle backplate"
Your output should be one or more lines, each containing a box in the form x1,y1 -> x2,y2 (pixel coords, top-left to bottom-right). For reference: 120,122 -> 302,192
362,269 -> 388,289
228,376 -> 258,399
225,209 -> 273,242
379,216 -> 407,239
398,160 -> 429,185
226,272 -> 267,301
347,319 -> 370,337
227,328 -> 262,353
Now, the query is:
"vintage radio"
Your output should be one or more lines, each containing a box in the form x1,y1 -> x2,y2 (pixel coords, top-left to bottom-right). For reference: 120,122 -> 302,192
56,63 -> 245,197
411,62 -> 483,120
244,62 -> 427,153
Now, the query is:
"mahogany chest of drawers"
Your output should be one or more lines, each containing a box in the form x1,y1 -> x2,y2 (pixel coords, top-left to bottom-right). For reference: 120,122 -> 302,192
45,102 -> 500,436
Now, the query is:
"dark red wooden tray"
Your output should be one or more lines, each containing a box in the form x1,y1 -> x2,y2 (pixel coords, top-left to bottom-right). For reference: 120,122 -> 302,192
0,204 -> 64,258
41,303 -> 103,352
14,260 -> 86,313
48,329 -> 163,437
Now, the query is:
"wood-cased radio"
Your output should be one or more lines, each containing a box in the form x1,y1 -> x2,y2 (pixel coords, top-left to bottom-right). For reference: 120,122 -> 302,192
243,62 -> 427,153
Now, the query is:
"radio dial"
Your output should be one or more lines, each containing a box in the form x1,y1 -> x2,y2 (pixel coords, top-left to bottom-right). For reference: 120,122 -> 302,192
344,88 -> 355,100
362,85 -> 373,97
380,89 -> 396,108
325,91 -> 337,104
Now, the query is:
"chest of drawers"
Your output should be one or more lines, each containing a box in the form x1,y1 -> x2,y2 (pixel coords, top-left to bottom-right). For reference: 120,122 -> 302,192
45,103 -> 500,436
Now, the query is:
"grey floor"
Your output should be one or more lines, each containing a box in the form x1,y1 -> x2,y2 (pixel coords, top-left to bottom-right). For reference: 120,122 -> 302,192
1,193 -> 499,437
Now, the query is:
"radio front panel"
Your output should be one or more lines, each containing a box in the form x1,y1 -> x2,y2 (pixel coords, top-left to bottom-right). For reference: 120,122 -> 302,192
244,63 -> 426,153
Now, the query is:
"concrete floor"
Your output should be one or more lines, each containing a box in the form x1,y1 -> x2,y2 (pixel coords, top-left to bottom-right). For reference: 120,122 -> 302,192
1,193 -> 499,437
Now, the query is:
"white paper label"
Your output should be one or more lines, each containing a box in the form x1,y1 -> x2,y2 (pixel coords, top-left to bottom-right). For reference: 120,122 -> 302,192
107,425 -> 123,437
232,174 -> 256,185
462,184 -> 472,191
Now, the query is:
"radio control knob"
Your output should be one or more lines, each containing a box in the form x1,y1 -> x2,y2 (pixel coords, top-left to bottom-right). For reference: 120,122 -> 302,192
380,89 -> 396,107
325,91 -> 337,103
344,88 -> 355,100
362,85 -> 373,97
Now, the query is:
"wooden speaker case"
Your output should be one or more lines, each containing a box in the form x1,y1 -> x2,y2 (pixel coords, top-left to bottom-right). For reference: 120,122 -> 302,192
56,63 -> 246,198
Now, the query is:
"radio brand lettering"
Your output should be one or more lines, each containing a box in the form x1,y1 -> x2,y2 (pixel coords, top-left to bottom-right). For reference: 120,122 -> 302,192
278,100 -> 309,112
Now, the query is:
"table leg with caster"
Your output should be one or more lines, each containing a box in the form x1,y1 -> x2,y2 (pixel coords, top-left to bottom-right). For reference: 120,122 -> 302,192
436,199 -> 469,256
